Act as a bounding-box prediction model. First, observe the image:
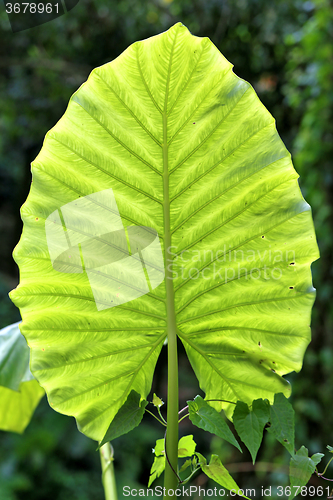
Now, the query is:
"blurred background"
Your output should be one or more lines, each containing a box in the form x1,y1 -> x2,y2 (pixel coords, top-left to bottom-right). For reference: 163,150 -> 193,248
0,0 -> 332,498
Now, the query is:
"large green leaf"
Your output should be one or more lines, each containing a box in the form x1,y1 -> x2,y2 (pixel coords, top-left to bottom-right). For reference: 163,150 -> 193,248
0,322 -> 44,433
10,23 -> 318,440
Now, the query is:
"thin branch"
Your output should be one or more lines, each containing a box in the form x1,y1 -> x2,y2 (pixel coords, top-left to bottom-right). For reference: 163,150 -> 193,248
178,406 -> 188,415
157,406 -> 168,425
145,409 -> 167,427
178,398 -> 237,416
318,456 -> 333,477
317,474 -> 333,482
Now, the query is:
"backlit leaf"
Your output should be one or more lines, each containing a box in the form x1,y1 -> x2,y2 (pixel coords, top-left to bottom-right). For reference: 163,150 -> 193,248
152,393 -> 164,408
0,322 -> 44,433
201,454 -> 249,499
10,23 -> 319,440
0,381 -> 44,433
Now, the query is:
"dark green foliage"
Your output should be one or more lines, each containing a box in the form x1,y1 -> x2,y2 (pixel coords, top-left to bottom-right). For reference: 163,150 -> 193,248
99,391 -> 148,448
267,393 -> 295,456
188,396 -> 241,452
233,399 -> 270,463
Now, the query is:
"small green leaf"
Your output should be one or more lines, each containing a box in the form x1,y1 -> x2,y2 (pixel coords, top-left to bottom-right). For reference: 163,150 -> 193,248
233,399 -> 270,463
148,455 -> 165,487
153,438 -> 165,456
99,390 -> 147,447
188,396 -> 241,452
311,453 -> 324,466
327,445 -> 333,453
152,394 -> 164,408
149,435 -> 197,486
201,454 -> 249,499
289,446 -> 324,499
267,393 -> 295,455
179,458 -> 192,474
178,434 -> 197,457
195,452 -> 207,466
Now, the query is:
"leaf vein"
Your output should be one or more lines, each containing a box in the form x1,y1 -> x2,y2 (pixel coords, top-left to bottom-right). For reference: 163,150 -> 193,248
71,99 -> 162,176
177,292 -> 309,325
95,71 -> 163,147
169,85 -> 250,169
41,139 -> 163,206
135,43 -> 163,115
171,155 -> 288,232
175,208 -> 310,292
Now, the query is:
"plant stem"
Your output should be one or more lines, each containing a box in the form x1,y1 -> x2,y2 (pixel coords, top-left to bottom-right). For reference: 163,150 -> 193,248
163,309 -> 179,497
99,442 -> 118,500
162,48 -> 179,495
145,408 -> 167,426
157,405 -> 168,425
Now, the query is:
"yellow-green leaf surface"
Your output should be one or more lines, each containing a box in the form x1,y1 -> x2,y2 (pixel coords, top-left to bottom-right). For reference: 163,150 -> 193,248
201,454 -> 248,499
10,23 -> 319,441
0,381 -> 44,434
149,435 -> 196,486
